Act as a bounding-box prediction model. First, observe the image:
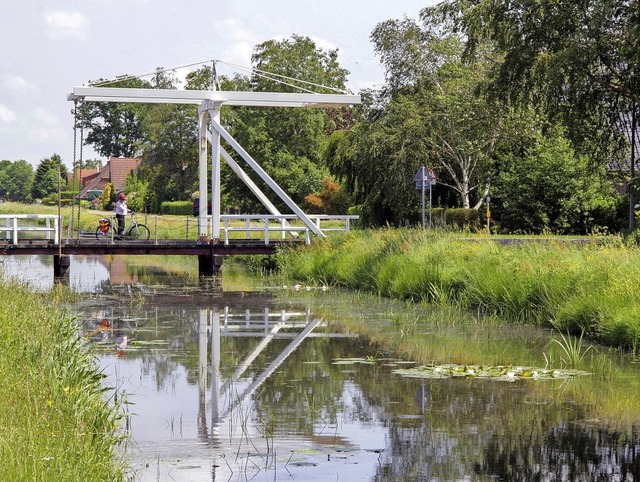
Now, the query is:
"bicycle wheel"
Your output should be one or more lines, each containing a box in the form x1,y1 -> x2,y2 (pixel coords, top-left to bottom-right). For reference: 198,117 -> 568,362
96,227 -> 114,240
125,223 -> 150,240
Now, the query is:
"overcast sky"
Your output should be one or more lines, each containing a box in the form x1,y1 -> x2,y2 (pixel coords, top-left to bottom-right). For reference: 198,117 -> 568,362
1,1 -> 437,168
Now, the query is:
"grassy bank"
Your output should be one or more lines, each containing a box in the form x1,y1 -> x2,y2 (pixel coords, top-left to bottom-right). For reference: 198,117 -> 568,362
276,229 -> 640,350
0,282 -> 126,480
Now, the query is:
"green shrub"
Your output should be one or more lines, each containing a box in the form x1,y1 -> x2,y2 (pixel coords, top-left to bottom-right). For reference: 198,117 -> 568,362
431,208 -> 447,227
41,196 -> 74,206
161,201 -> 192,215
445,208 -> 481,229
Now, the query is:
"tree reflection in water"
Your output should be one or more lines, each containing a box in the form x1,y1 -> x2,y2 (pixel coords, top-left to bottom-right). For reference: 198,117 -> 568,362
73,289 -> 640,481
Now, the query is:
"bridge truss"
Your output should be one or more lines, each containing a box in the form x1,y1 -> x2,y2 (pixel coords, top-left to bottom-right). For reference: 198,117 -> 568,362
67,85 -> 360,241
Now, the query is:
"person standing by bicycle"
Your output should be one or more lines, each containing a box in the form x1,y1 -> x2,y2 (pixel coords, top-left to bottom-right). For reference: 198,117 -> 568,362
115,192 -> 128,239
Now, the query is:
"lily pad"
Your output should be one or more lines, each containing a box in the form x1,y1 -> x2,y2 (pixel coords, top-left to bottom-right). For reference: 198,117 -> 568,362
331,357 -> 376,365
392,364 -> 591,382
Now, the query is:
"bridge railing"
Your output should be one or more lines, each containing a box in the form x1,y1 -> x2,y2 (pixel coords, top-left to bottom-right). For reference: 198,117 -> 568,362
0,215 -> 59,244
220,214 -> 359,245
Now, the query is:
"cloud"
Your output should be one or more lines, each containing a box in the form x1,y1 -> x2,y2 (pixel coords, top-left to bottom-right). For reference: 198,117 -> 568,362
32,108 -> 59,126
309,36 -> 339,54
1,75 -> 39,95
45,11 -> 89,39
28,125 -> 65,143
0,105 -> 17,123
213,18 -> 257,68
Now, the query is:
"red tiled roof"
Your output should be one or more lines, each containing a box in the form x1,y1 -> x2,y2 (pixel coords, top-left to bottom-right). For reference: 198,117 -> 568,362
109,157 -> 141,192
77,157 -> 141,199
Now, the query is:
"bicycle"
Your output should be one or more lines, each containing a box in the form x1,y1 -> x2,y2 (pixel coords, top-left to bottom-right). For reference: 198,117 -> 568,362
96,212 -> 150,240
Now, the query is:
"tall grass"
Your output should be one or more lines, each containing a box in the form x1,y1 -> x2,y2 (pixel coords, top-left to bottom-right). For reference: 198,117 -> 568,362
277,229 -> 640,349
0,281 -> 127,480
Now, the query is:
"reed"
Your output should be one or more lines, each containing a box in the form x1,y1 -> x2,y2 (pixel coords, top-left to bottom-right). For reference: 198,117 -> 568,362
0,281 -> 127,480
547,330 -> 594,369
277,229 -> 640,350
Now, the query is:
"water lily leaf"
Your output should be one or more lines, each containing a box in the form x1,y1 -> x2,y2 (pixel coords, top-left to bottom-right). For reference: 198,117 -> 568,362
393,364 -> 591,382
332,357 -> 376,365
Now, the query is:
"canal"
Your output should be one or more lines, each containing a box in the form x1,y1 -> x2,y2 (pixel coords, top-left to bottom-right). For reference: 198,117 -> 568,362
2,254 -> 640,481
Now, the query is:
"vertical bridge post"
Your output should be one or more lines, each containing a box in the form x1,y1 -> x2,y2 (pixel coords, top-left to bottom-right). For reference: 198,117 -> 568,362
198,253 -> 224,277
53,254 -> 70,278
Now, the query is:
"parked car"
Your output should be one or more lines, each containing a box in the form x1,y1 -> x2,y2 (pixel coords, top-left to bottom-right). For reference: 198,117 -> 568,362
192,198 -> 212,216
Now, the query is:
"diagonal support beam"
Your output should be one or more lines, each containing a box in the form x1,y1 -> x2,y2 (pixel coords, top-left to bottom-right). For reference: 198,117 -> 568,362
210,119 -> 325,238
218,315 -> 320,420
205,130 -> 281,215
219,146 -> 299,238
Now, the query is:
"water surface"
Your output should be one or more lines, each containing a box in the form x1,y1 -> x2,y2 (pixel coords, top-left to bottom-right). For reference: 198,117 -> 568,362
3,255 -> 640,481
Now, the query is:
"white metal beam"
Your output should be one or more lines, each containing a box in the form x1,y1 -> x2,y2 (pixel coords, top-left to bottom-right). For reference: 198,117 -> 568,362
219,145 -> 283,215
68,87 -> 360,108
198,111 -> 209,237
210,119 -> 326,238
210,107 -> 222,238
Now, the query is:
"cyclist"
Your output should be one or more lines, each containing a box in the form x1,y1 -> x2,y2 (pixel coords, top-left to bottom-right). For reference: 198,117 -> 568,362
115,192 -> 128,239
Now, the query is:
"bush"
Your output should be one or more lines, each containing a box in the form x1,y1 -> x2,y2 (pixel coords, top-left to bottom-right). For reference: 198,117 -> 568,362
445,208 -> 481,229
431,208 -> 447,227
161,201 -> 192,215
421,208 -> 479,230
41,196 -> 74,207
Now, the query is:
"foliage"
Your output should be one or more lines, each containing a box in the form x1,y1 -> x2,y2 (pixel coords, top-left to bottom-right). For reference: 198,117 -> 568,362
328,15 -> 522,226
160,200 -> 192,215
223,35 -> 349,212
372,19 -> 508,209
101,182 -> 114,211
445,208 -> 481,229
77,158 -> 103,169
124,172 -> 150,213
0,159 -> 34,202
139,101 -> 199,209
303,178 -> 351,214
547,331 -> 595,369
76,77 -> 151,158
393,363 -> 591,381
251,34 -> 349,94
437,0 -> 640,162
31,154 -> 67,200
277,229 -> 640,349
75,37 -> 350,215
493,130 -> 624,234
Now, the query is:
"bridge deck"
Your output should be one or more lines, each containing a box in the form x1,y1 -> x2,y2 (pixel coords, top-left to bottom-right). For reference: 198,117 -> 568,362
0,238 -> 301,256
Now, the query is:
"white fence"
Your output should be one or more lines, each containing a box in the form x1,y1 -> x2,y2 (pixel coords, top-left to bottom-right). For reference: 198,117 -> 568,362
0,215 -> 59,244
220,214 -> 359,245
0,213 -> 357,246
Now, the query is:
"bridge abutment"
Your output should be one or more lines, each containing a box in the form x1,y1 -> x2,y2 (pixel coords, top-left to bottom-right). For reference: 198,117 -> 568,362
53,254 -> 71,278
198,254 -> 224,277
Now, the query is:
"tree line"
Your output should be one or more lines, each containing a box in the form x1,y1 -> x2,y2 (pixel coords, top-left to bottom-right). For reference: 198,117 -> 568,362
3,1 -> 637,234
0,156 -> 101,204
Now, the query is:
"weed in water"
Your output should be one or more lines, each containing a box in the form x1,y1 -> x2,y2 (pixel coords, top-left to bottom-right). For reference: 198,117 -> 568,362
547,330 -> 594,369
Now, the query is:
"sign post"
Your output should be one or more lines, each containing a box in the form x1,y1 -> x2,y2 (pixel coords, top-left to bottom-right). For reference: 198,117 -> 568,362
486,195 -> 491,233
414,166 -> 437,229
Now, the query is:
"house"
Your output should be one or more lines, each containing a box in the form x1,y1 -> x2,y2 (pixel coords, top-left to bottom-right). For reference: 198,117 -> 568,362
77,157 -> 141,200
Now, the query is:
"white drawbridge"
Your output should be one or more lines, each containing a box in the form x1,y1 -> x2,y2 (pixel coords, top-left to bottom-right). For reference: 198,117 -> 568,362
68,83 -> 360,240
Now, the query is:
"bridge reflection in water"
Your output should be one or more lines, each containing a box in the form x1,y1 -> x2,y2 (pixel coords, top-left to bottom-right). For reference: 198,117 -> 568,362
196,307 -> 356,444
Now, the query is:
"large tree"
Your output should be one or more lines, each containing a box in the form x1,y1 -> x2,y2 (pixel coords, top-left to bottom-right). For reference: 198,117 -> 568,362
327,15 -> 514,225
224,35 -> 350,211
0,160 -> 34,201
437,0 -> 640,158
135,69 -> 200,210
31,154 -> 67,200
494,128 -> 624,234
76,77 -> 151,158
